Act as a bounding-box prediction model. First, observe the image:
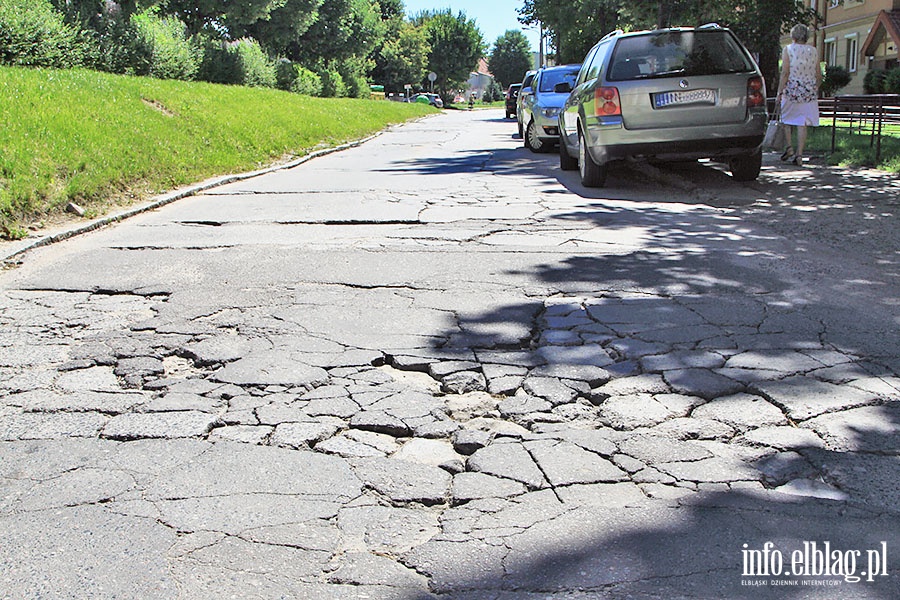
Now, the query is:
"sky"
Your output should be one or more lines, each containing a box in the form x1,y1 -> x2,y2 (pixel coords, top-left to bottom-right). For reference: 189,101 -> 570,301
402,0 -> 541,53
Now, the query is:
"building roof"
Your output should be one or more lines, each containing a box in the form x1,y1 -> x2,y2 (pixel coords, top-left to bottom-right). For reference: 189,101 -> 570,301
861,10 -> 900,57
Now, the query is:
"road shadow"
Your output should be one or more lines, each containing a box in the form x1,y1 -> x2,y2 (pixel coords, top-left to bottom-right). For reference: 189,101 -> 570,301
398,144 -> 900,596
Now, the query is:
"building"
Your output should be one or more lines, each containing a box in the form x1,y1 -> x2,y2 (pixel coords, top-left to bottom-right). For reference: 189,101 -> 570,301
465,58 -> 493,100
807,0 -> 900,94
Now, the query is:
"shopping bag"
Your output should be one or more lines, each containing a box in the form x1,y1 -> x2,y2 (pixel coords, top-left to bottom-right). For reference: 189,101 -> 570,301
763,118 -> 786,151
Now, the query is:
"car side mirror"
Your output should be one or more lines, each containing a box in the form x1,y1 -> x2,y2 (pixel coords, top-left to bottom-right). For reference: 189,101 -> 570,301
554,82 -> 573,94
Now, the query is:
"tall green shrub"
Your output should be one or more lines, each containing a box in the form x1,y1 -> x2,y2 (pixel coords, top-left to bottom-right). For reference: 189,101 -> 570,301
885,68 -> 900,95
0,0 -> 85,67
317,66 -> 346,97
821,66 -> 851,97
197,38 -> 239,84
291,67 -> 323,96
234,38 -> 276,87
198,37 -> 275,87
276,59 -> 323,96
130,10 -> 198,80
864,68 -> 887,94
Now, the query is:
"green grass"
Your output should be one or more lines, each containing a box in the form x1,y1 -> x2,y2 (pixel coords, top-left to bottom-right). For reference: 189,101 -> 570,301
0,66 -> 434,238
805,121 -> 900,173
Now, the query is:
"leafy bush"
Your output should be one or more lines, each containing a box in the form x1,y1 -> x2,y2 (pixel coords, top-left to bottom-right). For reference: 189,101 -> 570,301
821,65 -> 851,97
275,59 -> 323,96
130,10 -> 198,80
275,58 -> 296,90
292,66 -> 323,96
317,66 -> 347,98
863,68 -> 887,94
233,38 -> 276,87
885,68 -> 900,94
341,72 -> 370,98
0,0 -> 85,67
197,38 -> 239,84
198,37 -> 275,88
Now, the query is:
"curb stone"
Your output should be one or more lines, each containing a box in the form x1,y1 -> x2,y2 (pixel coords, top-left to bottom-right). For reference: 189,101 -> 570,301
0,132 -> 386,264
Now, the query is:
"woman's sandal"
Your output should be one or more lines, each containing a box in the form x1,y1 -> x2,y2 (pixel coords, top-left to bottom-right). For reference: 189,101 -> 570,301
791,155 -> 803,166
780,148 -> 795,162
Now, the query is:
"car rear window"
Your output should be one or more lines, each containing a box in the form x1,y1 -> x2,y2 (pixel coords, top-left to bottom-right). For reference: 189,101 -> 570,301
538,68 -> 580,92
608,30 -> 755,81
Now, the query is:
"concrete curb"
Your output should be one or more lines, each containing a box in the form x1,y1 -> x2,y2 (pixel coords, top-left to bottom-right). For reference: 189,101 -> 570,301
1,132 -> 383,264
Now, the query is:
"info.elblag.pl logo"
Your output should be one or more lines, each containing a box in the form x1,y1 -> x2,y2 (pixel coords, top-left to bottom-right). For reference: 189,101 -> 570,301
742,541 -> 889,587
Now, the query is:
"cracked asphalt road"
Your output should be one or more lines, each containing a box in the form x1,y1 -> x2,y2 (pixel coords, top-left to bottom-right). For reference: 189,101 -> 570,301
1,109 -> 899,599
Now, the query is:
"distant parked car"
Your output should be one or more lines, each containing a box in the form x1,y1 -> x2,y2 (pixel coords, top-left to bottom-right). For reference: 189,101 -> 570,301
414,93 -> 444,108
557,24 -> 767,187
505,84 -> 522,119
519,64 -> 581,153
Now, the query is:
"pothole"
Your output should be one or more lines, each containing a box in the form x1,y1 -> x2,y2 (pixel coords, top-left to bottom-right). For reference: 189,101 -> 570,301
163,355 -> 203,379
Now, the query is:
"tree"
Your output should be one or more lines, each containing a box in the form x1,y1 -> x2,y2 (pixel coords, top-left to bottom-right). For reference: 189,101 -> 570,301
242,0 -> 323,57
372,20 -> 430,93
160,0 -> 287,37
518,0 -> 620,64
290,0 -> 384,63
488,30 -> 533,88
415,9 -> 485,102
376,0 -> 406,21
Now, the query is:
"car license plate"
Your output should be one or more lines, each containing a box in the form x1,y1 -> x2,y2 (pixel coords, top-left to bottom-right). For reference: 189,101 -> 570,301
653,89 -> 716,108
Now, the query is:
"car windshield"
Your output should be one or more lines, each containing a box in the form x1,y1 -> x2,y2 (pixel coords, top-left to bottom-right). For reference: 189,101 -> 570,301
538,68 -> 580,92
608,30 -> 755,81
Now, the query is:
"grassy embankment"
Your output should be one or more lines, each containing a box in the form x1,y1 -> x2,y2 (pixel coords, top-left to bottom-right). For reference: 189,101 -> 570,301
0,66 -> 434,239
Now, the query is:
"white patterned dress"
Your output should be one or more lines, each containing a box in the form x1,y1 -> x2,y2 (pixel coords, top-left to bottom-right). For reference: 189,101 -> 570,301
780,43 -> 820,126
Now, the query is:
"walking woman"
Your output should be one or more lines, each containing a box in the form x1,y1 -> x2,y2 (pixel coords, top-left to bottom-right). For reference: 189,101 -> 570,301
775,24 -> 822,166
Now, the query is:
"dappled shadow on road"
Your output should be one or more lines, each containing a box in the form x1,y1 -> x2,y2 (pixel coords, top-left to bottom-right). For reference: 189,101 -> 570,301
402,147 -> 900,596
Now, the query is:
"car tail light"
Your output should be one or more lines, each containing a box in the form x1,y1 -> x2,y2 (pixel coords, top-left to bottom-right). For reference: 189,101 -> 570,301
747,76 -> 765,108
594,87 -> 621,116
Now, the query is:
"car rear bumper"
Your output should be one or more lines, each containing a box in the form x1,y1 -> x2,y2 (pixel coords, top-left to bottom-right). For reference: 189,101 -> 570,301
584,115 -> 765,164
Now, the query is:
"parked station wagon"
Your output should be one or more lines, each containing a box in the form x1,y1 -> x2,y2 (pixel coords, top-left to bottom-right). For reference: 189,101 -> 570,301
557,24 -> 767,187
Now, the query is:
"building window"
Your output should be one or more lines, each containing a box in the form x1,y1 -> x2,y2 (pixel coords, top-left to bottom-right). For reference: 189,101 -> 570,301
829,0 -> 840,7
824,39 -> 837,66
845,35 -> 858,72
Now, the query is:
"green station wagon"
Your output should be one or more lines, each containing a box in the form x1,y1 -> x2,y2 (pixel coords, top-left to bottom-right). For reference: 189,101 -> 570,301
557,24 -> 767,187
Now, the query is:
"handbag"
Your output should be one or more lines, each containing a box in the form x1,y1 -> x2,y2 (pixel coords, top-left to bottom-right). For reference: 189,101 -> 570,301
763,108 -> 787,151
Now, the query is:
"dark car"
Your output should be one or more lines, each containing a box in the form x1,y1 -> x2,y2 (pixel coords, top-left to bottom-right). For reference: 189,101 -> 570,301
505,84 -> 522,119
557,24 -> 767,187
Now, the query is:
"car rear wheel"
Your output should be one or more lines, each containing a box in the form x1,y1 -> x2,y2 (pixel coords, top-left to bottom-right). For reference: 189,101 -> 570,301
559,133 -> 578,171
525,120 -> 552,153
578,129 -> 607,187
729,150 -> 762,182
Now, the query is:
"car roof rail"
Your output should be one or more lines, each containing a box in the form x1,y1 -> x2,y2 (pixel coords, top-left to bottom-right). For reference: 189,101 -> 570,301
698,22 -> 722,29
600,29 -> 624,42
